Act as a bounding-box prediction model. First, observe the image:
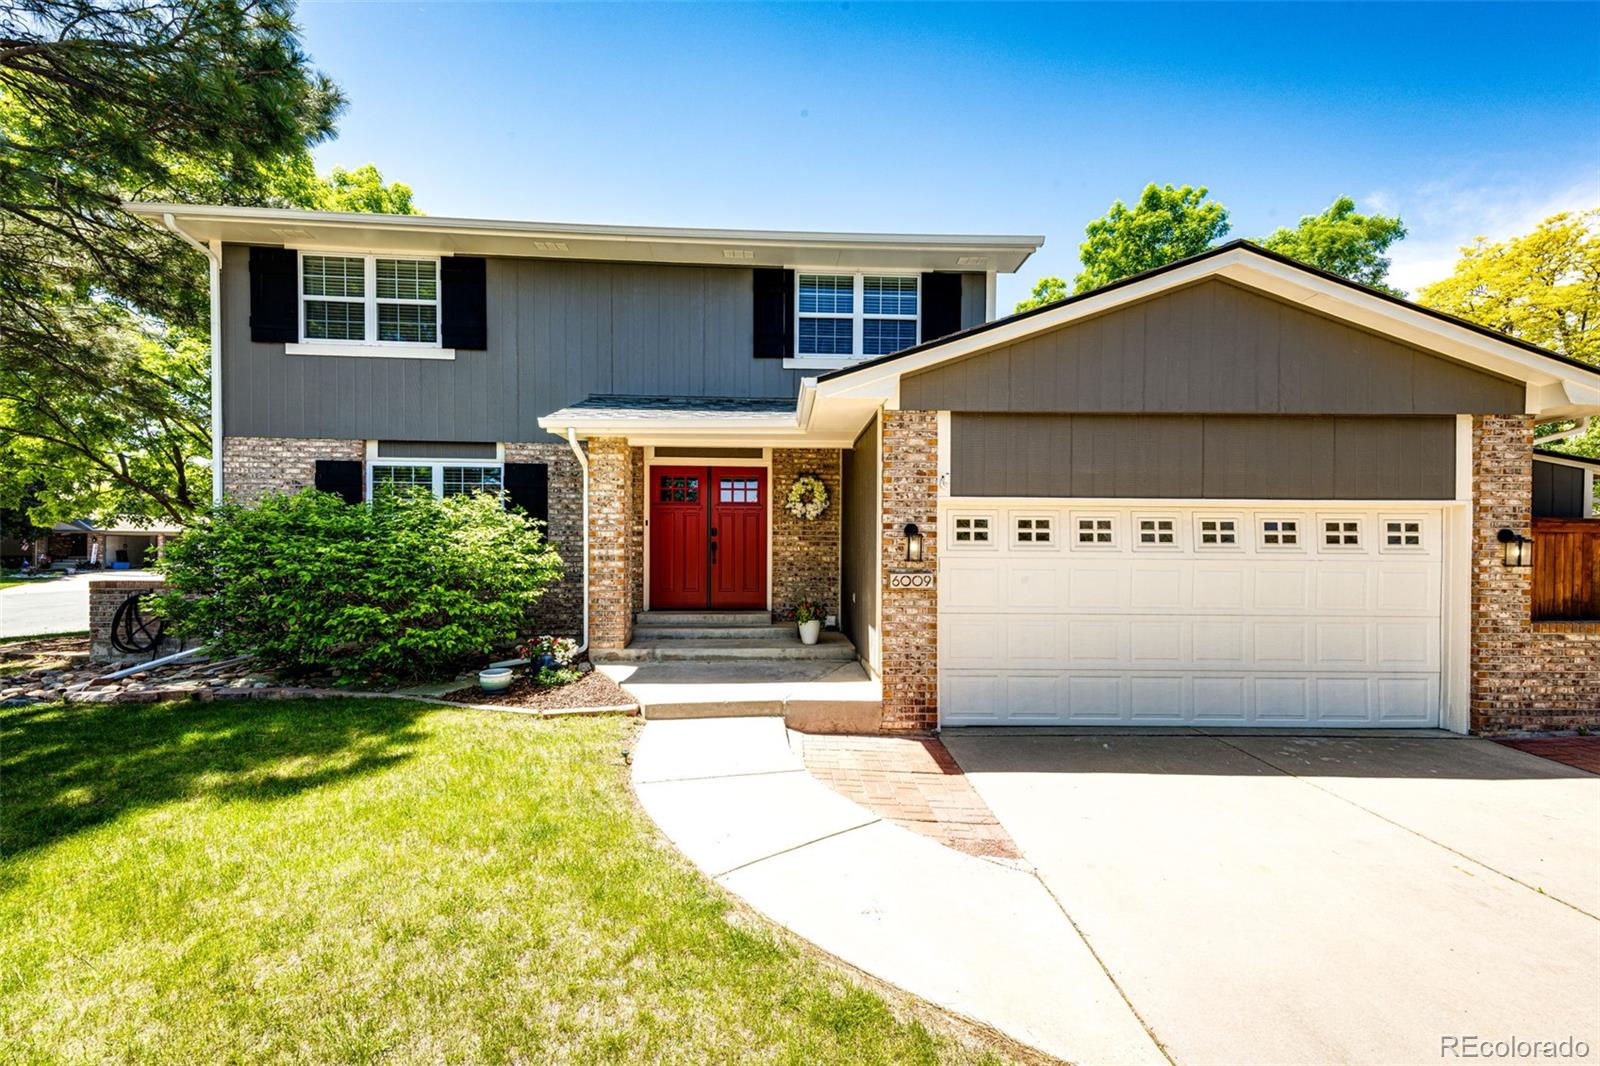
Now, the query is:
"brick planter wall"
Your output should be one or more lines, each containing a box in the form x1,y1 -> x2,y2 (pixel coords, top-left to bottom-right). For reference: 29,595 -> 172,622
89,575 -> 171,661
879,410 -> 940,732
771,448 -> 843,618
1470,414 -> 1600,733
221,436 -> 364,500
587,437 -> 635,650
504,441 -> 584,638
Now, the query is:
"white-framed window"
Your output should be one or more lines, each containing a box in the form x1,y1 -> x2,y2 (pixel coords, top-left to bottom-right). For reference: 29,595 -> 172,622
1072,513 -> 1117,548
1318,515 -> 1364,551
951,513 -> 994,547
1379,515 -> 1425,552
299,253 -> 442,349
1258,516 -> 1303,550
1194,516 -> 1241,549
1013,515 -> 1055,547
1133,515 -> 1178,549
795,272 -> 919,360
370,461 -> 503,501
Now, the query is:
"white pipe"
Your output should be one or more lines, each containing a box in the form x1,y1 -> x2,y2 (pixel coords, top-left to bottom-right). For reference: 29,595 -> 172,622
566,427 -> 590,656
162,213 -> 223,505
1535,416 -> 1591,447
97,646 -> 201,681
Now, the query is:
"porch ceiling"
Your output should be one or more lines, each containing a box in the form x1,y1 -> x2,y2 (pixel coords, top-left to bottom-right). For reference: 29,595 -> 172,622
539,394 -> 878,448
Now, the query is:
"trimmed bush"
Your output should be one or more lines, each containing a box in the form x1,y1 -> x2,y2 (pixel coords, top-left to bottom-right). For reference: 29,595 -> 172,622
152,489 -> 564,685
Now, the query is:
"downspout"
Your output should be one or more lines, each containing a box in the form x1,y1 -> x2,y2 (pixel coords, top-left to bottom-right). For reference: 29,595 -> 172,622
162,214 -> 223,505
566,427 -> 590,655
1535,416 -> 1592,447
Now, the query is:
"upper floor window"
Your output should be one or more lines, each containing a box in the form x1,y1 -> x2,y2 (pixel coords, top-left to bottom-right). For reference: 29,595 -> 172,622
796,272 -> 919,359
302,254 -> 440,347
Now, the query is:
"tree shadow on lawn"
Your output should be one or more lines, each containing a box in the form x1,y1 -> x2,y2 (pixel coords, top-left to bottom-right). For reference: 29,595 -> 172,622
0,697 -> 430,861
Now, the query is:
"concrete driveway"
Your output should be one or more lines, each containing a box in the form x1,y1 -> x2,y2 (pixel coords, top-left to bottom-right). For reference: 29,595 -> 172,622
0,572 -> 92,638
944,732 -> 1600,1066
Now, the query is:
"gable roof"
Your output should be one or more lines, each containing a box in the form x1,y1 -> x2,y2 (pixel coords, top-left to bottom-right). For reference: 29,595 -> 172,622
809,240 -> 1600,422
816,239 -> 1600,391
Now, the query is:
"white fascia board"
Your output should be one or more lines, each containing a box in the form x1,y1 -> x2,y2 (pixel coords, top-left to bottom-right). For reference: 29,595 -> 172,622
122,202 -> 1044,273
816,247 -> 1600,413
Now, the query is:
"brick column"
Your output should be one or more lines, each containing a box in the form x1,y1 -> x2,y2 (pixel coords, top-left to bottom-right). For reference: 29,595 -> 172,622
771,447 -> 843,617
89,575 -> 167,661
587,437 -> 635,650
880,410 -> 939,732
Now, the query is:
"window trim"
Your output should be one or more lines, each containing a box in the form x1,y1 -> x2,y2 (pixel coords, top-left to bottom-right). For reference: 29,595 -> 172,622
1193,514 -> 1244,551
1132,513 -> 1180,550
1256,514 -> 1306,552
366,458 -> 505,502
787,270 -> 921,368
290,251 -> 456,360
1317,514 -> 1366,552
1011,512 -> 1057,548
1070,512 -> 1119,550
1378,514 -> 1427,553
949,512 -> 997,549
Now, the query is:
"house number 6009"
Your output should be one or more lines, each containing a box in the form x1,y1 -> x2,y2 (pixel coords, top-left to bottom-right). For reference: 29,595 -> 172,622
888,571 -> 935,590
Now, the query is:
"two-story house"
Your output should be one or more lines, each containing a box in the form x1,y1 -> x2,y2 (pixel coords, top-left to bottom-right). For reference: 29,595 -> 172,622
129,202 -> 1600,736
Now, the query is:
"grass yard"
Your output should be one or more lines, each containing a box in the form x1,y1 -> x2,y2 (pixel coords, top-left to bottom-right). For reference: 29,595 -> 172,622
0,571 -> 63,591
0,698 -> 1013,1065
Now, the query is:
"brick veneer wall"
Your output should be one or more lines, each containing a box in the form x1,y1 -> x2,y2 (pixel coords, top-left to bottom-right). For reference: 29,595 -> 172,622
879,410 -> 940,732
221,436 -> 364,500
587,437 -> 635,650
630,447 -> 646,619
89,575 -> 170,660
771,448 -> 843,618
504,441 -> 585,638
1470,414 -> 1600,733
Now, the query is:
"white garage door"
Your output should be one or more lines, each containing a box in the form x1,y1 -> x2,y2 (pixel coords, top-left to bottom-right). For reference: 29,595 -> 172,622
939,505 -> 1444,727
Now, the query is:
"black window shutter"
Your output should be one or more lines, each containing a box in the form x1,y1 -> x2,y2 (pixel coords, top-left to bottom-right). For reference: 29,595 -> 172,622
752,267 -> 794,359
920,272 -> 964,344
314,460 -> 364,504
440,256 -> 488,350
504,463 -> 549,522
249,246 -> 298,343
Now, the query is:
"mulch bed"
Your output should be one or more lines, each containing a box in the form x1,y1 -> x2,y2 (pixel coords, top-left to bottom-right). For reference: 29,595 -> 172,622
442,669 -> 637,712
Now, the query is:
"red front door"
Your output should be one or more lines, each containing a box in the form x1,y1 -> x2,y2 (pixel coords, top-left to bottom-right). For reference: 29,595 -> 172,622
648,465 -> 766,610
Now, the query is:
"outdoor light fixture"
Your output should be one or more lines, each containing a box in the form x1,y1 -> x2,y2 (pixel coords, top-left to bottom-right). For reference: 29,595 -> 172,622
1498,528 -> 1532,568
904,523 -> 924,562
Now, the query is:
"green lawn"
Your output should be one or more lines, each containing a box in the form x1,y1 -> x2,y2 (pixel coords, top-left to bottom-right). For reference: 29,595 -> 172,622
0,699 -> 1011,1065
0,572 -> 61,591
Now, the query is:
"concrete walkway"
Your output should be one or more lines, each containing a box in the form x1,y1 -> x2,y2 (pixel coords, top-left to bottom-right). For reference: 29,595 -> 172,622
0,573 -> 92,638
630,718 -> 1167,1065
602,660 -> 882,730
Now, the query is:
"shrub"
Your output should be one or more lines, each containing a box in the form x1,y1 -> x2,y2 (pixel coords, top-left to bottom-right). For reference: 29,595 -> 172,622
152,489 -> 564,685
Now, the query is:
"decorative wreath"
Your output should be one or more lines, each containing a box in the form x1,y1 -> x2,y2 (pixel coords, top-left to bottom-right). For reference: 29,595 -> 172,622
786,475 -> 830,521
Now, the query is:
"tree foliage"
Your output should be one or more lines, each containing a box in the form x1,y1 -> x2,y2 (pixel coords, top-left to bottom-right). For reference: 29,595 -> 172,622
152,490 -> 565,685
1074,183 -> 1231,294
1257,196 -> 1407,295
1417,209 -> 1599,366
0,2 -> 416,525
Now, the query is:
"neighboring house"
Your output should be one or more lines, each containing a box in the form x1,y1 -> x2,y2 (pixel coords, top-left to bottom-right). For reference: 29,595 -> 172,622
7,519 -> 181,570
128,204 -> 1600,736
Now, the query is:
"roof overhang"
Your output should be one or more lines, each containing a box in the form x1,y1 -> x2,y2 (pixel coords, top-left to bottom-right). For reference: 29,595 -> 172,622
123,202 -> 1044,274
812,243 -> 1600,421
537,394 -> 881,449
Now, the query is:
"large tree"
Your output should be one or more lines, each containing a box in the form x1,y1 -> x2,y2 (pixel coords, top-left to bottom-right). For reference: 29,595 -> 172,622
1016,183 -> 1232,311
1256,196 -> 1407,295
0,2 -> 413,524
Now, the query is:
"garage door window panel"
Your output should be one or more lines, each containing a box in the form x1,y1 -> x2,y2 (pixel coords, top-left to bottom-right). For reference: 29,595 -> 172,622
1195,516 -> 1243,550
1319,516 -> 1365,551
951,513 -> 995,548
1012,514 -> 1056,547
1258,516 -> 1305,551
1134,515 -> 1179,550
1072,514 -> 1118,549
1380,516 -> 1425,553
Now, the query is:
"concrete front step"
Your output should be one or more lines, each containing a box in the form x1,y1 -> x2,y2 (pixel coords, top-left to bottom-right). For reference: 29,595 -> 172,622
597,660 -> 882,732
633,624 -> 794,640
635,610 -> 771,627
595,631 -> 858,663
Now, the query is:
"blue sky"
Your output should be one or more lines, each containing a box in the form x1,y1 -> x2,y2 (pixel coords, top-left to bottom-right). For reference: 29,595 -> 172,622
299,1 -> 1600,308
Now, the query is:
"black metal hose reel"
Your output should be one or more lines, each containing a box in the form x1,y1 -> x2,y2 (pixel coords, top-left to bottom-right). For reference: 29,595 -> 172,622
109,591 -> 167,656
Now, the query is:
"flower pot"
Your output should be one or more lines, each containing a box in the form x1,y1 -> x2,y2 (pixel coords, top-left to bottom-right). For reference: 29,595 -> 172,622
478,667 -> 514,692
798,619 -> 822,645
535,653 -> 557,669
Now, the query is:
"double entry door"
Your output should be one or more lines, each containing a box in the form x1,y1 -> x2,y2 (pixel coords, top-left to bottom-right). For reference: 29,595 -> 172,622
649,465 -> 767,610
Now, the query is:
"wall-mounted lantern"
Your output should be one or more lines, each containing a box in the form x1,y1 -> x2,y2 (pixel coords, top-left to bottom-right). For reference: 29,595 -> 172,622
1497,528 -> 1532,568
904,523 -> 924,562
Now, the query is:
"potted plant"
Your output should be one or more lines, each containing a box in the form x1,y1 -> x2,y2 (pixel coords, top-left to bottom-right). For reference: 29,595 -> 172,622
794,600 -> 824,645
518,634 -> 578,669
478,667 -> 514,692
